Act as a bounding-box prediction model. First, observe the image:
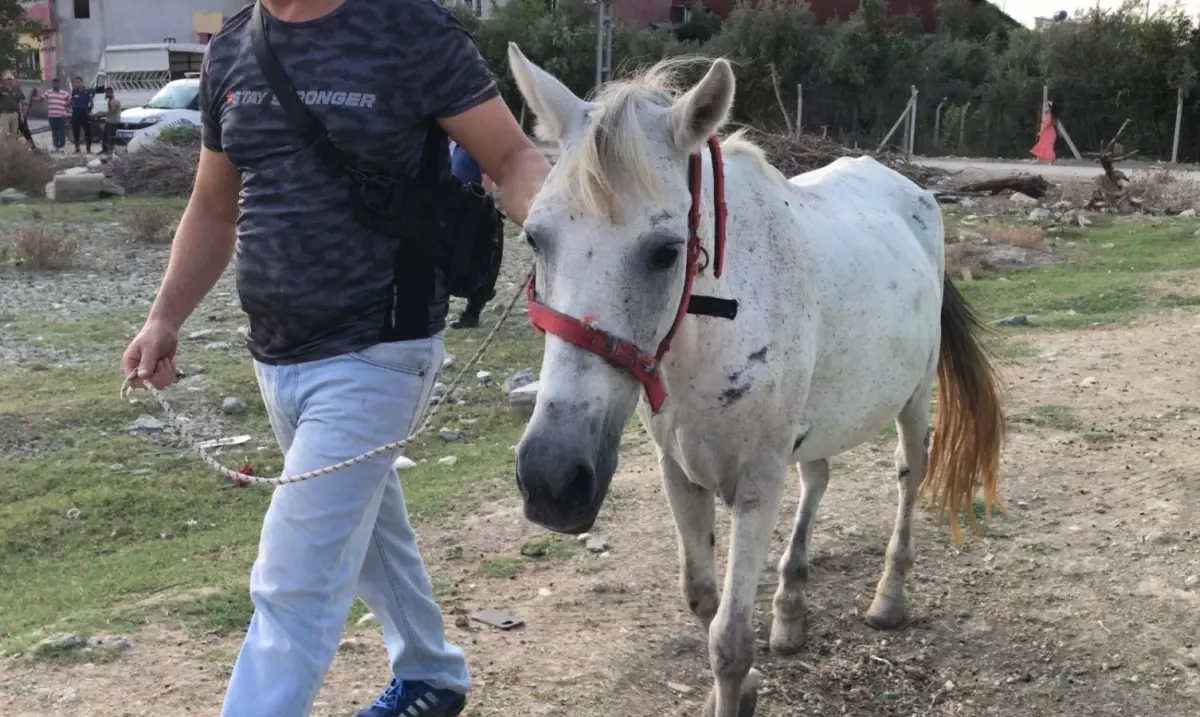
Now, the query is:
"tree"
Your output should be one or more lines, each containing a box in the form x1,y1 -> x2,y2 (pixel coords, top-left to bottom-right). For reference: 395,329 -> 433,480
0,0 -> 37,77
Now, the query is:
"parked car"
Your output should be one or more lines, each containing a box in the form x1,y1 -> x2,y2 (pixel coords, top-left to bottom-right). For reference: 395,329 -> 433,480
113,78 -> 202,146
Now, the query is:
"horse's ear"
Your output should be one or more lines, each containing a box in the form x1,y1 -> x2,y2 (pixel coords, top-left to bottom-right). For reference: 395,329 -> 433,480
507,42 -> 590,144
667,58 -> 735,154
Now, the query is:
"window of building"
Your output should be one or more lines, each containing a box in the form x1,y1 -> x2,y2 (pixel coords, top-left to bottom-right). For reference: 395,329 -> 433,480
16,49 -> 42,79
73,0 -> 91,19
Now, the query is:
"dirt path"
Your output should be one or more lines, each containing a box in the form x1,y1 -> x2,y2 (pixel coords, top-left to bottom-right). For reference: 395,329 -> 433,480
4,315 -> 1200,716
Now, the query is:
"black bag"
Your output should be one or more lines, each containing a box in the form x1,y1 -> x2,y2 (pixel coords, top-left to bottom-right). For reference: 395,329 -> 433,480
249,1 -> 503,299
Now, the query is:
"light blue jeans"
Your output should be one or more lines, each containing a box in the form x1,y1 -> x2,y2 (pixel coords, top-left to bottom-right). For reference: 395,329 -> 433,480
221,336 -> 471,716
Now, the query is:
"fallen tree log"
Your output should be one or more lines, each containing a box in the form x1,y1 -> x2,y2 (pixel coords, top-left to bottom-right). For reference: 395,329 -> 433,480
957,174 -> 1050,198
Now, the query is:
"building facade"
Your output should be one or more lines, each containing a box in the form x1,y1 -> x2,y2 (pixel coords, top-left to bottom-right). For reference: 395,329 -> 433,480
12,0 -> 245,87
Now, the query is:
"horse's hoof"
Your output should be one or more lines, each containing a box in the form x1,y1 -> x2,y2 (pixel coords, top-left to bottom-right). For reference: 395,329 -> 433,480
865,596 -> 908,630
768,613 -> 807,656
701,668 -> 761,717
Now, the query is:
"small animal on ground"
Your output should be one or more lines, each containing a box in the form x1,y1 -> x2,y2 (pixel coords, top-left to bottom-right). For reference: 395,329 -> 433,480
507,42 -> 1006,717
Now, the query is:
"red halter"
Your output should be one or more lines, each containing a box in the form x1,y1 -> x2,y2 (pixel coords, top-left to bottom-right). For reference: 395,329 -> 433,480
525,136 -> 729,414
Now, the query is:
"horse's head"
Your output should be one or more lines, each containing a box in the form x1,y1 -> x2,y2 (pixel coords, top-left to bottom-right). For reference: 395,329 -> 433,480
508,43 -> 735,534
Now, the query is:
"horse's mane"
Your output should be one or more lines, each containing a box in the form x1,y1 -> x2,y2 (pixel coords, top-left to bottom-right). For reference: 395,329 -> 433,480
542,55 -> 783,222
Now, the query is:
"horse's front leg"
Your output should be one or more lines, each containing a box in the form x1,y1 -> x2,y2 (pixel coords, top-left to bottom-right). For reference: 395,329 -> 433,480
770,458 -> 830,654
660,451 -> 719,630
702,462 -> 788,717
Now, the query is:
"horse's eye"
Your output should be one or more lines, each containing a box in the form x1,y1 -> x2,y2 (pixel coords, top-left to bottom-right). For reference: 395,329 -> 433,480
524,232 -> 538,253
649,244 -> 680,271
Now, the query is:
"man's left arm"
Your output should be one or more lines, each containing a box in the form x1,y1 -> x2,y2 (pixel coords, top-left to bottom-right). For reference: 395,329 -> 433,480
419,10 -> 549,226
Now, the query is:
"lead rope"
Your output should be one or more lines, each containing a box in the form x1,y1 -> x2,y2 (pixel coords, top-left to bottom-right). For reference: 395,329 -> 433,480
120,265 -> 535,488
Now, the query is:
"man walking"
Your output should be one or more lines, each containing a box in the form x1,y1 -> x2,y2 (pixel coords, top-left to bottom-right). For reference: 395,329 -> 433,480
0,72 -> 23,140
69,76 -> 93,153
43,77 -> 71,152
16,81 -> 39,150
120,2 -> 549,716
448,140 -> 502,329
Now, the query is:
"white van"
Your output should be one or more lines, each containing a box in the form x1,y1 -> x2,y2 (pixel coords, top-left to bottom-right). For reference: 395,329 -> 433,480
91,42 -> 207,119
114,77 -> 203,146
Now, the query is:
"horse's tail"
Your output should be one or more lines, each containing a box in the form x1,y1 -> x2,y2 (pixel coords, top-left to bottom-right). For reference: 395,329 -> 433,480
923,275 -> 1006,543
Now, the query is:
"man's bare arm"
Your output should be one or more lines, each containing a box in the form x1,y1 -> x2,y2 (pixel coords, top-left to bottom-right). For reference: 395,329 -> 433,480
146,147 -> 241,330
439,96 -> 549,226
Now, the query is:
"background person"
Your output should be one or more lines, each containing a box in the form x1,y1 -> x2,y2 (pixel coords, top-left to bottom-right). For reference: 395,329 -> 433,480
69,76 -> 94,153
0,71 -> 23,139
43,77 -> 71,151
448,139 -> 502,329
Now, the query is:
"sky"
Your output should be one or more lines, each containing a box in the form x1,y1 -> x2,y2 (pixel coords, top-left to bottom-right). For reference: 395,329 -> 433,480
994,0 -> 1200,27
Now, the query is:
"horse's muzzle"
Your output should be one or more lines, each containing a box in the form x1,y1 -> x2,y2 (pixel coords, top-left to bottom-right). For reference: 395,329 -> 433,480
514,460 -> 601,535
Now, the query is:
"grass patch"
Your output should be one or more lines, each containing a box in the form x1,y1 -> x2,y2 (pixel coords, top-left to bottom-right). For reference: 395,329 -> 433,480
954,217 -> 1200,327
1011,404 -> 1081,433
479,556 -> 526,579
0,195 -> 189,223
0,222 -> 554,652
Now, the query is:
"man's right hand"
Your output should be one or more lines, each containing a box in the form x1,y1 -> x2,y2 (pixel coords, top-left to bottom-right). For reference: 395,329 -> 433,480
122,319 -> 180,390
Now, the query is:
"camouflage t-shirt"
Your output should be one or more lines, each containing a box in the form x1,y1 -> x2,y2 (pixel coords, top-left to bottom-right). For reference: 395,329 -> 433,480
201,0 -> 499,364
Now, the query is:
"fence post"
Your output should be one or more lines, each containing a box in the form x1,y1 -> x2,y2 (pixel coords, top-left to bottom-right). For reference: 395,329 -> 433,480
795,84 -> 803,138
958,101 -> 971,155
907,85 -> 919,157
1040,84 -> 1049,137
880,98 -> 914,151
933,97 -> 947,152
1172,86 -> 1184,164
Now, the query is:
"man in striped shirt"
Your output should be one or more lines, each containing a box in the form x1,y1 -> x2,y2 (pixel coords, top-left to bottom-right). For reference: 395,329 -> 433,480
43,78 -> 71,152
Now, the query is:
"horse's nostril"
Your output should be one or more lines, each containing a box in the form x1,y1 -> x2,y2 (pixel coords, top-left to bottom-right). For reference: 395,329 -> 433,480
561,464 -> 595,510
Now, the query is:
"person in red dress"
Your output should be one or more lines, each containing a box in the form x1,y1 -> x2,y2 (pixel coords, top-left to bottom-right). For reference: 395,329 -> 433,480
1030,101 -> 1057,162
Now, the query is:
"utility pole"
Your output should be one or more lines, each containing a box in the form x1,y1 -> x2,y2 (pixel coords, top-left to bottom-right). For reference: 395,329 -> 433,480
588,0 -> 613,90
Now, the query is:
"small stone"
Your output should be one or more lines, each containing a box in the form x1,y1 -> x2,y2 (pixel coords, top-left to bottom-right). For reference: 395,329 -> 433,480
667,682 -> 695,695
537,587 -> 553,597
1183,575 -> 1198,589
55,688 -> 80,707
204,341 -> 231,350
356,612 -> 378,627
187,329 -> 216,341
439,428 -> 462,442
509,381 -> 540,418
1077,214 -> 1093,227
37,633 -> 85,654
438,456 -> 458,467
430,382 -> 448,399
338,637 -> 368,653
504,369 -> 538,395
222,397 -> 247,415
1009,192 -> 1038,205
577,533 -> 591,543
131,468 -> 153,476
588,580 -> 609,594
454,613 -> 471,629
394,455 -> 417,470
442,354 -> 456,369
1145,531 -> 1175,546
131,414 -> 165,432
1029,207 -> 1051,221
86,635 -> 132,652
0,187 -> 30,204
108,463 -> 124,471
476,370 -> 492,383
992,314 -> 1029,327
65,508 -> 81,520
1101,242 -> 1115,249
449,388 -> 466,403
943,680 -> 956,691
585,536 -> 608,553
842,524 -> 864,538
1079,376 -> 1098,387
1179,208 -> 1197,218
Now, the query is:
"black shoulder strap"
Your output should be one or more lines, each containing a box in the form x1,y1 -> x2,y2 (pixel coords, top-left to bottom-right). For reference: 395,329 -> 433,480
250,0 -> 354,173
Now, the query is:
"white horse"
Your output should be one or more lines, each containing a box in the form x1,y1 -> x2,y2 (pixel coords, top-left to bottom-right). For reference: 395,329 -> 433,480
507,43 -> 1005,717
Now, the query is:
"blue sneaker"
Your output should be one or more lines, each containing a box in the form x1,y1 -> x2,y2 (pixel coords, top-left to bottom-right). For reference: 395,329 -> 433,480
356,679 -> 466,717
